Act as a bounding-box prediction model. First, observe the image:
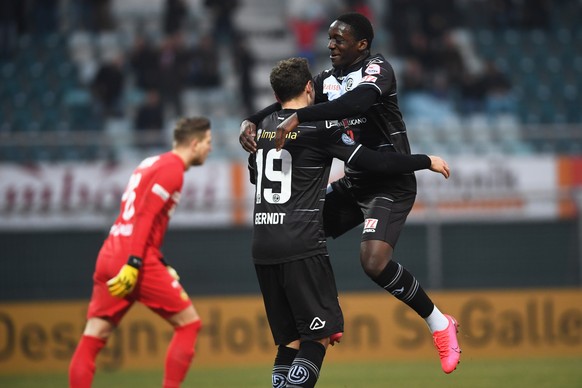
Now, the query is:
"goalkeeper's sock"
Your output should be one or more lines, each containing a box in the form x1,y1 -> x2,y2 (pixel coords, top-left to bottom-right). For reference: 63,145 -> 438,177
372,260 -> 434,318
286,341 -> 326,388
163,320 -> 202,388
69,335 -> 107,388
272,345 -> 299,388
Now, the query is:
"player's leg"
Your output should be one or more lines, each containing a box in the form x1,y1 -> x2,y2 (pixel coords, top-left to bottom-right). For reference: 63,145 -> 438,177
273,341 -> 300,388
287,338 -> 329,388
163,306 -> 202,388
283,255 -> 344,388
323,178 -> 364,239
255,264 -> 300,388
70,257 -> 133,388
69,317 -> 113,388
360,196 -> 460,373
139,258 -> 201,388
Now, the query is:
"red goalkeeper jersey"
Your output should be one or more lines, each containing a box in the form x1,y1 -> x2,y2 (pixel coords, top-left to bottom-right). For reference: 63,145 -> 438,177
102,152 -> 185,262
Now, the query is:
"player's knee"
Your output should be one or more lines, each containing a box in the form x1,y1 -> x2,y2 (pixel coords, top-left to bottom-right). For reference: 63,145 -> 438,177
361,257 -> 385,278
360,251 -> 391,278
360,240 -> 393,278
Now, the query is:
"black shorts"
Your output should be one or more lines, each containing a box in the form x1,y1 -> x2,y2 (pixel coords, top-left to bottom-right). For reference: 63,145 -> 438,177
255,254 -> 344,345
323,177 -> 415,247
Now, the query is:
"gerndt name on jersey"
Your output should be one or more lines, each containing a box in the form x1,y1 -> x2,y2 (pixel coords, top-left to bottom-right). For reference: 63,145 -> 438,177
254,212 -> 286,225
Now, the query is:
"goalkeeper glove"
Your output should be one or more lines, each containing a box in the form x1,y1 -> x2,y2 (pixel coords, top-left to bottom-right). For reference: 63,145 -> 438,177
107,256 -> 143,298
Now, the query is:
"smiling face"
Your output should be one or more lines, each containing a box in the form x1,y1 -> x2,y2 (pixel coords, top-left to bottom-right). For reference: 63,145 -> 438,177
327,20 -> 369,70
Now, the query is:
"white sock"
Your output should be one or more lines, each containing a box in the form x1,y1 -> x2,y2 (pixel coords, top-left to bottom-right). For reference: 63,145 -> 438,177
425,305 -> 450,333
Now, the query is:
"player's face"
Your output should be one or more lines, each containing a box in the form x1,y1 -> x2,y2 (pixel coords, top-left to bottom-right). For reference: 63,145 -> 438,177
327,21 -> 367,69
191,130 -> 212,166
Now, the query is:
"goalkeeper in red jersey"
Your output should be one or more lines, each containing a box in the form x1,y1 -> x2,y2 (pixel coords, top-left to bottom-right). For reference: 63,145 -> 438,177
69,117 -> 212,388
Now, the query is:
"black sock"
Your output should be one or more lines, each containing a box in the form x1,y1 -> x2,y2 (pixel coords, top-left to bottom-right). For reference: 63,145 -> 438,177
372,260 -> 434,318
286,341 -> 326,388
272,345 -> 298,388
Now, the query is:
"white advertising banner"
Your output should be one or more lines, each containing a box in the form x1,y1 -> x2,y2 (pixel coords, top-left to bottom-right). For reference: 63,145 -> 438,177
0,161 -> 234,230
325,155 -> 566,222
411,155 -> 561,221
0,156 -> 569,229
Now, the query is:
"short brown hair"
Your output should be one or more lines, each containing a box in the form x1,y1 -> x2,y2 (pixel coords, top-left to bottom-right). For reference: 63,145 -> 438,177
173,116 -> 211,146
270,57 -> 312,103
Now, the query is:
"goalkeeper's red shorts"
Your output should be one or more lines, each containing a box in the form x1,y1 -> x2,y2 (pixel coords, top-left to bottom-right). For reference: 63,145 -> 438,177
87,252 -> 192,325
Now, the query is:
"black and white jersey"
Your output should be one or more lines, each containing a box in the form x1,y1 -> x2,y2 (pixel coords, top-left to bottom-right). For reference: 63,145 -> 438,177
314,53 -> 416,197
249,109 -> 365,265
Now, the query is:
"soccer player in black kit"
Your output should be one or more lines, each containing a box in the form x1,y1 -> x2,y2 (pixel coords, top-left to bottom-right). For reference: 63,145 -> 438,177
241,13 -> 461,375
250,57 -> 450,388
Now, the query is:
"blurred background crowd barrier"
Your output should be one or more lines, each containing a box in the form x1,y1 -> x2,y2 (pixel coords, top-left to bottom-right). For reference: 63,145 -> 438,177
0,0 -> 581,162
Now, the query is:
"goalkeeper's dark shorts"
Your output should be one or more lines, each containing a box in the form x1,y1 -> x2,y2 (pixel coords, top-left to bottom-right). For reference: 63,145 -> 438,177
88,253 -> 192,325
323,177 -> 416,248
255,254 -> 344,346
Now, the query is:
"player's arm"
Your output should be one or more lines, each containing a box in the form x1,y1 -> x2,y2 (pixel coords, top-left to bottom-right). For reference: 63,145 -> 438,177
323,125 -> 450,178
239,103 -> 281,153
247,153 -> 257,185
298,86 -> 377,122
350,147 -> 450,178
275,87 -> 377,150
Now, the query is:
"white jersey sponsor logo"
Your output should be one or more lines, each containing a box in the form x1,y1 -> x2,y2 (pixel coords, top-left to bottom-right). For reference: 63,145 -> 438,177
365,63 -> 381,74
363,218 -> 378,233
342,117 -> 367,126
152,183 -> 170,201
109,222 -> 133,236
362,75 -> 378,83
323,69 -> 363,101
309,317 -> 326,330
322,82 -> 341,92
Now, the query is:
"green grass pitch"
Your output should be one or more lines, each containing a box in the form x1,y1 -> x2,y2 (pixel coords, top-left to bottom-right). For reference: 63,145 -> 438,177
1,357 -> 581,387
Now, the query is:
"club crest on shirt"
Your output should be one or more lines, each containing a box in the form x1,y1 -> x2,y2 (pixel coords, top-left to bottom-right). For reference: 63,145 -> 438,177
341,133 -> 355,146
345,77 -> 355,91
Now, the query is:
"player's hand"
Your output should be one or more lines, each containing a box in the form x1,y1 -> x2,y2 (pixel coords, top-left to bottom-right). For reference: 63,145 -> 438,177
428,156 -> 450,179
166,265 -> 180,281
275,113 -> 299,151
239,120 -> 257,153
106,256 -> 142,298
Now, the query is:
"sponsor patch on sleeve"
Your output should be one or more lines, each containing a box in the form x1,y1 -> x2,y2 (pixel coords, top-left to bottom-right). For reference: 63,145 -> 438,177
152,183 -> 170,201
364,64 -> 381,75
361,75 -> 378,83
